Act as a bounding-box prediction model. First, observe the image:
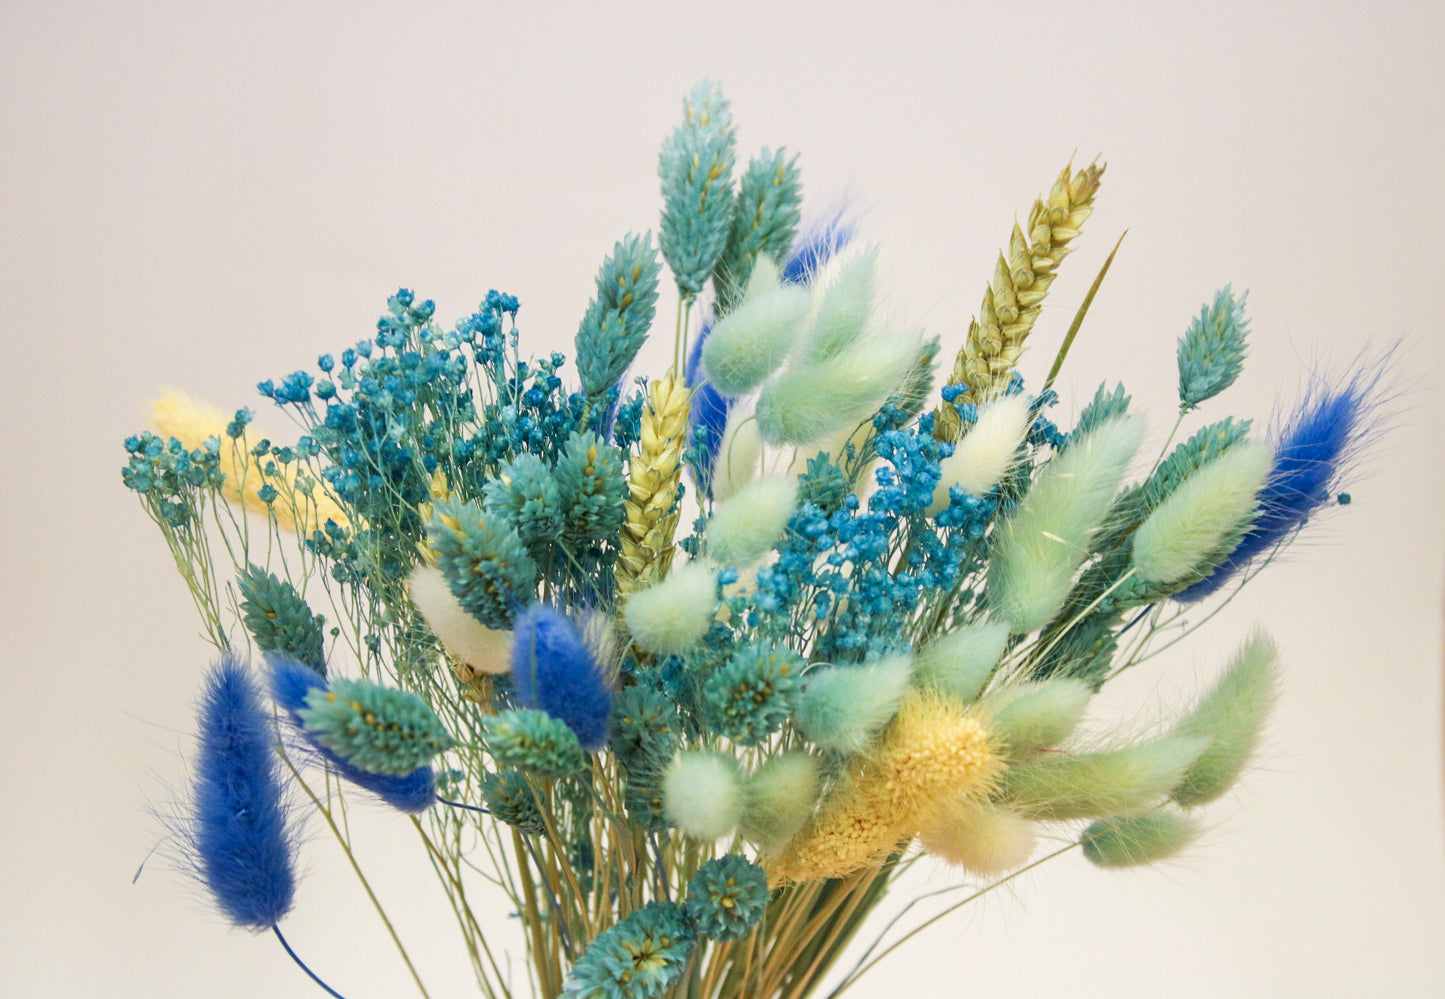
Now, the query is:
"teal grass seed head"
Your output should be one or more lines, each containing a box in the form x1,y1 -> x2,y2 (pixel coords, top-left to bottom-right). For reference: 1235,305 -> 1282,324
1177,285 -> 1249,412
298,677 -> 455,777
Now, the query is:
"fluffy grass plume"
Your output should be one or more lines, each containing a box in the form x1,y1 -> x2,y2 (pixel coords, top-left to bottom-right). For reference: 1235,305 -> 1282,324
664,751 -> 744,841
268,657 -> 437,813
985,678 -> 1092,762
510,604 -> 615,752
799,245 -> 876,364
911,621 -> 1010,703
926,393 -> 1033,515
1082,808 -> 1201,868
755,334 -> 920,447
625,561 -> 718,656
710,400 -> 763,502
408,565 -> 512,677
705,476 -> 799,566
997,733 -> 1210,821
150,390 -> 347,534
189,657 -> 297,929
986,415 -> 1145,633
934,163 -> 1105,440
1170,631 -> 1280,806
769,694 -> 998,883
740,751 -> 820,852
917,799 -> 1035,875
616,372 -> 691,597
794,655 -> 912,753
700,285 -> 811,395
1132,440 -> 1273,586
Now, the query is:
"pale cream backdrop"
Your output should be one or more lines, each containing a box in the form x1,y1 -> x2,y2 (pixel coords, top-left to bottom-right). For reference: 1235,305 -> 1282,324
2,1 -> 1442,996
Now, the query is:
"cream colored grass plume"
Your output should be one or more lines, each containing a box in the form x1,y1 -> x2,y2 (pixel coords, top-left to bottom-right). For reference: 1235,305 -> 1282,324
934,162 -> 1106,441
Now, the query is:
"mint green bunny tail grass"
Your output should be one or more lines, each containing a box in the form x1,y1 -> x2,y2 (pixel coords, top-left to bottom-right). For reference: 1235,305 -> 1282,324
703,639 -> 804,744
298,678 -> 455,777
575,233 -> 662,397
480,770 -> 547,836
794,655 -> 912,753
427,498 -> 537,629
483,452 -> 565,557
1131,439 -> 1273,586
705,476 -> 799,567
985,678 -> 1092,762
987,415 -> 1145,634
754,334 -> 920,446
554,431 -> 629,546
911,621 -> 1010,703
1170,631 -> 1280,806
624,561 -> 719,656
996,734 -> 1211,821
740,751 -> 820,852
561,901 -> 696,999
799,245 -> 876,365
664,750 -> 744,841
713,147 -> 803,316
1178,285 -> 1249,411
1082,808 -> 1201,868
700,285 -> 811,395
483,708 -> 588,779
659,80 -> 737,298
237,564 -> 327,675
684,855 -> 771,941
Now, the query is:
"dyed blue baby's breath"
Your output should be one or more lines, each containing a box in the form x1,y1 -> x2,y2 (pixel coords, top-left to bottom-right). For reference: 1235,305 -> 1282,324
510,604 -> 613,752
268,657 -> 437,813
190,657 -> 296,929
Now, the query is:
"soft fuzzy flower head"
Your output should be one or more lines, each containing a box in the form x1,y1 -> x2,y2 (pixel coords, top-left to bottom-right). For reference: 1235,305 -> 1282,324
624,562 -> 719,657
927,393 -> 1032,516
561,901 -> 697,999
740,751 -> 820,852
664,751 -> 744,841
1083,807 -> 1201,868
793,655 -> 912,754
705,476 -> 800,568
188,657 -> 297,929
911,622 -> 1010,703
407,565 -> 513,676
427,498 -> 537,629
268,657 -> 437,813
985,678 -> 1093,762
483,708 -> 588,779
684,854 -> 772,941
510,603 -> 614,752
1170,630 -> 1279,806
298,677 -> 455,777
703,640 -> 804,745
917,799 -> 1035,876
997,733 -> 1212,821
236,564 -> 327,675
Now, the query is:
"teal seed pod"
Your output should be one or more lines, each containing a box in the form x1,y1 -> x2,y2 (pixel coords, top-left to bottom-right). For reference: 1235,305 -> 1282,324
659,80 -> 737,297
427,498 -> 537,629
1177,285 -> 1249,411
298,678 -> 455,777
237,564 -> 326,675
561,901 -> 696,999
483,708 -> 587,779
1083,808 -> 1200,868
480,770 -> 547,836
554,431 -> 628,546
611,684 -> 681,774
1068,382 -> 1132,445
575,233 -> 662,397
483,452 -> 564,555
684,854 -> 771,941
703,640 -> 804,745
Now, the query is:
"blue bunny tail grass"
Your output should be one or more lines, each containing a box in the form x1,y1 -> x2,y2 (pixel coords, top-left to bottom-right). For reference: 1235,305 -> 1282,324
510,603 -> 614,752
781,202 -> 855,285
1178,347 -> 1397,602
266,657 -> 437,814
191,657 -> 297,930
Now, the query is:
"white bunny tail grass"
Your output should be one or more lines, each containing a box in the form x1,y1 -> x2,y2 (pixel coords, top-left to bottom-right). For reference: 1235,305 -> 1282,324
1170,630 -> 1280,806
711,402 -> 764,502
911,621 -> 1010,703
1082,807 -> 1201,868
740,751 -> 821,852
917,798 -> 1036,875
755,333 -> 921,447
926,393 -> 1033,515
1132,440 -> 1274,585
986,415 -> 1145,633
705,475 -> 800,567
793,655 -> 913,753
984,678 -> 1093,762
701,285 -> 812,396
799,244 -> 877,365
624,561 -> 719,656
408,565 -> 512,674
996,733 -> 1211,821
664,750 -> 744,841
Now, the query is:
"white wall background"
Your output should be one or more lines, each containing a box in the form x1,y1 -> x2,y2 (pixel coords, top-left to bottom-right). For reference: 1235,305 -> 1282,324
3,1 -> 1442,996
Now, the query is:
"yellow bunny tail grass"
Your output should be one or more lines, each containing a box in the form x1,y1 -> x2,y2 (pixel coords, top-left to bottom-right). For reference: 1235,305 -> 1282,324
1132,440 -> 1274,586
926,393 -> 1033,515
740,751 -> 821,853
616,372 -> 691,597
934,163 -> 1105,441
985,677 -> 1093,762
917,799 -> 1036,875
996,734 -> 1211,821
911,621 -> 1010,703
1082,807 -> 1201,868
705,475 -> 799,567
768,693 -> 1000,884
1170,631 -> 1280,806
624,561 -> 719,656
986,415 -> 1144,634
664,750 -> 744,841
150,390 -> 349,535
407,566 -> 512,691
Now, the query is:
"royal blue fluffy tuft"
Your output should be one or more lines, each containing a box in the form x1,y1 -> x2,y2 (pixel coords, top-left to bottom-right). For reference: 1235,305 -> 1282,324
190,657 -> 297,930
1178,354 -> 1393,602
781,204 -> 855,285
267,657 -> 437,813
509,604 -> 613,752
